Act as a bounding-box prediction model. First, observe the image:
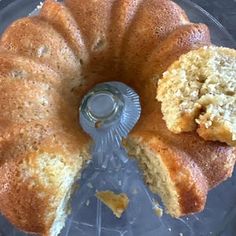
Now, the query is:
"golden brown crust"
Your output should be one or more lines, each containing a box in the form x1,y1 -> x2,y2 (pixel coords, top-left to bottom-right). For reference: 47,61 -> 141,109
0,79 -> 67,125
121,0 -> 189,82
108,0 -> 143,75
142,23 -> 211,82
0,52 -> 60,85
0,16 -> 80,79
40,0 -> 88,64
0,154 -> 52,234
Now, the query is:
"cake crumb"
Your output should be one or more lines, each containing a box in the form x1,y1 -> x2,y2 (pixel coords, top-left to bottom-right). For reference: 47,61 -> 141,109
96,191 -> 129,218
157,46 -> 236,146
179,233 -> 184,236
153,202 -> 163,217
86,200 -> 90,206
154,207 -> 163,217
168,228 -> 172,232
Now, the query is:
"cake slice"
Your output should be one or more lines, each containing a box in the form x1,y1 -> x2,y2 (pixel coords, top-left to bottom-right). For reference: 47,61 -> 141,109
157,46 -> 236,146
64,0 -> 116,76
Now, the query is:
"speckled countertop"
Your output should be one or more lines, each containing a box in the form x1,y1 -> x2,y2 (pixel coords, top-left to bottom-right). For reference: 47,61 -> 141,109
0,0 -> 235,40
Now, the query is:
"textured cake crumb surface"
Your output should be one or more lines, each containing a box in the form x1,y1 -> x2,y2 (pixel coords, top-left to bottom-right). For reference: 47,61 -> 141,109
125,137 -> 181,217
157,46 -> 236,146
96,191 -> 129,218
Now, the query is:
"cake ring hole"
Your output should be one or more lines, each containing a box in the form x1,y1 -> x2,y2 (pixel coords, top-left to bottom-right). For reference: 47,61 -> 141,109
87,92 -> 116,119
79,83 -> 125,130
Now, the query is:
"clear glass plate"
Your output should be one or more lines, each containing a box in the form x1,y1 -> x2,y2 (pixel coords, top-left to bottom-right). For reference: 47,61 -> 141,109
0,1 -> 235,236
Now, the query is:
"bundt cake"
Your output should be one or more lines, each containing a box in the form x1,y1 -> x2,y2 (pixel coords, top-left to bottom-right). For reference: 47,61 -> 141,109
157,46 -> 236,146
0,0 -> 235,235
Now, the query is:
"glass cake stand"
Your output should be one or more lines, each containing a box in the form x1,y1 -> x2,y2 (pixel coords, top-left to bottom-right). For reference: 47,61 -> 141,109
0,1 -> 236,236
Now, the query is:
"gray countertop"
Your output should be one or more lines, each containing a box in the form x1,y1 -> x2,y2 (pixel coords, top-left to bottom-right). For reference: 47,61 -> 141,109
0,0 -> 235,40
